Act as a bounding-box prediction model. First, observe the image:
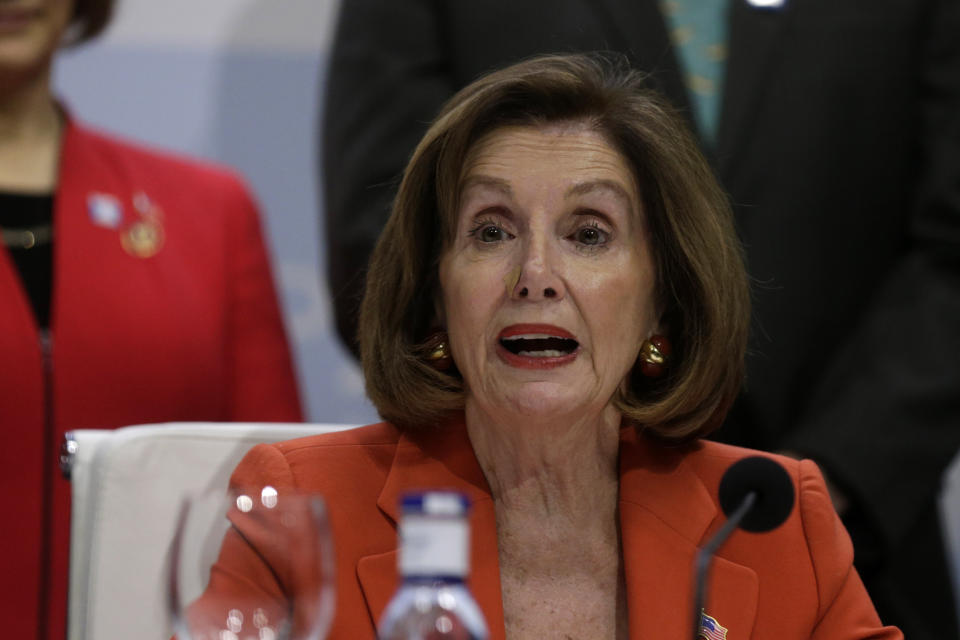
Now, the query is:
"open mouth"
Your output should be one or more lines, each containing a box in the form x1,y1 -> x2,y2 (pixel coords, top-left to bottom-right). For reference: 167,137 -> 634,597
500,334 -> 579,357
496,324 -> 580,369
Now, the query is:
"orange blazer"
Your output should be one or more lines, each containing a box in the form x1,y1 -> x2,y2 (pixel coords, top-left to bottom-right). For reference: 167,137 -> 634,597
0,116 -> 303,640
206,418 -> 901,639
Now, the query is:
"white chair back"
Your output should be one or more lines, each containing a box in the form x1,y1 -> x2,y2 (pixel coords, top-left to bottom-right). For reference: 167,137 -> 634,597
65,422 -> 355,640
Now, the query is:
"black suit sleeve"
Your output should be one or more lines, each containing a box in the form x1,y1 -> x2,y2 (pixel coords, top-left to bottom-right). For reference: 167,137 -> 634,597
786,0 -> 960,553
321,0 -> 454,357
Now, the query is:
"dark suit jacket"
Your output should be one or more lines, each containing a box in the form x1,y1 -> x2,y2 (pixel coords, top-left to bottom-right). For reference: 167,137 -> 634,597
193,421 -> 900,639
321,2 -> 960,637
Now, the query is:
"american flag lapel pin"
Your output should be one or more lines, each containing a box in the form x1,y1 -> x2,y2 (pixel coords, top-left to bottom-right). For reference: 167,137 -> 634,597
699,610 -> 728,640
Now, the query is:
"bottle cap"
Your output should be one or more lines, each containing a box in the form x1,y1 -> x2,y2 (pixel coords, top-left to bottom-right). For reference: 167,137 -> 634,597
399,491 -> 470,578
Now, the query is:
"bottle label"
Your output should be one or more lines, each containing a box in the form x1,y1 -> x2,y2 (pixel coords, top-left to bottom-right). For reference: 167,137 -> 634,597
399,515 -> 468,577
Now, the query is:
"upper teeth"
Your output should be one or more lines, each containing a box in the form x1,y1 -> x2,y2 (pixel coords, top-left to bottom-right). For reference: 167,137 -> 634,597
502,334 -> 562,341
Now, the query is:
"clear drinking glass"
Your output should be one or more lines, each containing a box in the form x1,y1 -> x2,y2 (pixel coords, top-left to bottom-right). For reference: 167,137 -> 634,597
167,488 -> 335,640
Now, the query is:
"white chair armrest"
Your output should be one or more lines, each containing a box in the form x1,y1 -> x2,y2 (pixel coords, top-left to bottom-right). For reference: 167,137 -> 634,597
66,422 -> 355,640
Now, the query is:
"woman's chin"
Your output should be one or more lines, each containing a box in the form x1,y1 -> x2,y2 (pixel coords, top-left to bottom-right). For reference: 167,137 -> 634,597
486,381 -> 605,422
0,39 -> 55,77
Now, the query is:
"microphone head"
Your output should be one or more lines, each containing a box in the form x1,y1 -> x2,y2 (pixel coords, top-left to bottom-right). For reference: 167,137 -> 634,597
718,456 -> 795,533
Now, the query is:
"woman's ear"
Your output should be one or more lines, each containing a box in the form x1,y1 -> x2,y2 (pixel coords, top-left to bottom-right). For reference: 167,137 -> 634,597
432,290 -> 446,328
651,318 -> 668,338
651,296 -> 669,338
434,254 -> 448,328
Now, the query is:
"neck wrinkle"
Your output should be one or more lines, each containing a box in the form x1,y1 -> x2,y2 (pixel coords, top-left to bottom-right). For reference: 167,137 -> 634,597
465,400 -> 622,520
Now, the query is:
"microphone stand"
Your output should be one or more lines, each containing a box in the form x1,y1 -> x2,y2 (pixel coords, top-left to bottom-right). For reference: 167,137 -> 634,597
691,491 -> 757,640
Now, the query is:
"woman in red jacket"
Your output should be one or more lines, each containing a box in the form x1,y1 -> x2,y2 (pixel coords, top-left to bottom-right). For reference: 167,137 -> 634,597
0,2 -> 303,637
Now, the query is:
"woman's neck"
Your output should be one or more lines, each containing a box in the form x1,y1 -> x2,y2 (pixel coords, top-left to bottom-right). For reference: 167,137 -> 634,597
0,66 -> 62,192
466,402 -> 629,639
465,401 -> 622,520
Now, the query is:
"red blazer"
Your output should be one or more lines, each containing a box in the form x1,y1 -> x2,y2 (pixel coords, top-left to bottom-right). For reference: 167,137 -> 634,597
0,117 -> 303,640
207,420 -> 901,639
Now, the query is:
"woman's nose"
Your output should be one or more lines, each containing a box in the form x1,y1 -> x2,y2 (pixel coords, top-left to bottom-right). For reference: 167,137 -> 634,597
511,237 -> 564,301
516,285 -> 558,299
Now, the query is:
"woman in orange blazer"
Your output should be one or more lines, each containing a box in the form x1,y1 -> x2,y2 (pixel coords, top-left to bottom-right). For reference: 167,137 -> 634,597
191,54 -> 899,638
0,1 -> 302,638
213,419 -> 893,639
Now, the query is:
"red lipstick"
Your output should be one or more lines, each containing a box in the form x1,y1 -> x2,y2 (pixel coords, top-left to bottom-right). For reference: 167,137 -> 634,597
498,323 -> 576,340
496,323 -> 580,369
0,7 -> 39,31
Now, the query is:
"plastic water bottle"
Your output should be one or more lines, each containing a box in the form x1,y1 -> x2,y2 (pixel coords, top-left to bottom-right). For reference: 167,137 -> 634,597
377,491 -> 489,640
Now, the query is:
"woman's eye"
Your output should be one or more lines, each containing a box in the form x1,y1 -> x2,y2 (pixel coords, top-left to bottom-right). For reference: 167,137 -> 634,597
480,225 -> 504,242
468,220 -> 512,243
573,225 -> 608,246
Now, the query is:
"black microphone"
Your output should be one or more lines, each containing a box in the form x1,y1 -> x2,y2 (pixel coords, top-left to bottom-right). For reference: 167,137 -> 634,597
691,456 -> 795,640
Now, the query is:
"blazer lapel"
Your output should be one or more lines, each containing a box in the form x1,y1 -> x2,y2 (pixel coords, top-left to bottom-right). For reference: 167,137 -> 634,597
54,114 -> 137,343
355,549 -> 397,631
717,0 -> 793,177
356,417 -> 507,639
619,430 -> 758,639
358,422 -> 759,640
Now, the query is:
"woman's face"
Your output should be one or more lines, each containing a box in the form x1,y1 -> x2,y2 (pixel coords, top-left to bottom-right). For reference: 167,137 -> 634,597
0,0 -> 74,79
439,124 -> 660,421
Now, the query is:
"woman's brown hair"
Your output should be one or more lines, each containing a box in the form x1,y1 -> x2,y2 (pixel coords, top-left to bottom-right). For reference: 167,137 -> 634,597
67,0 -> 115,45
359,53 -> 749,441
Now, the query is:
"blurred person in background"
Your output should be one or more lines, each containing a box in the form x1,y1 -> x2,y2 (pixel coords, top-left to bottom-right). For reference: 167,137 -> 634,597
322,2 -> 960,638
0,0 -> 303,637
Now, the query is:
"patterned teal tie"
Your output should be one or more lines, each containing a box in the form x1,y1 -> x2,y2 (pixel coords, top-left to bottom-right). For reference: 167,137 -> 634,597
659,0 -> 730,146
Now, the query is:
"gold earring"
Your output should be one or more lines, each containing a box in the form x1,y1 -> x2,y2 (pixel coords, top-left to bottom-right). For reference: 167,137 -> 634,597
424,330 -> 453,371
639,335 -> 671,378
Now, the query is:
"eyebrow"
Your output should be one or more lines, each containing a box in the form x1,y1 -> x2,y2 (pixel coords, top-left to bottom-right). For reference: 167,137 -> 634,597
566,179 -> 635,207
460,175 -> 636,210
460,175 -> 513,196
